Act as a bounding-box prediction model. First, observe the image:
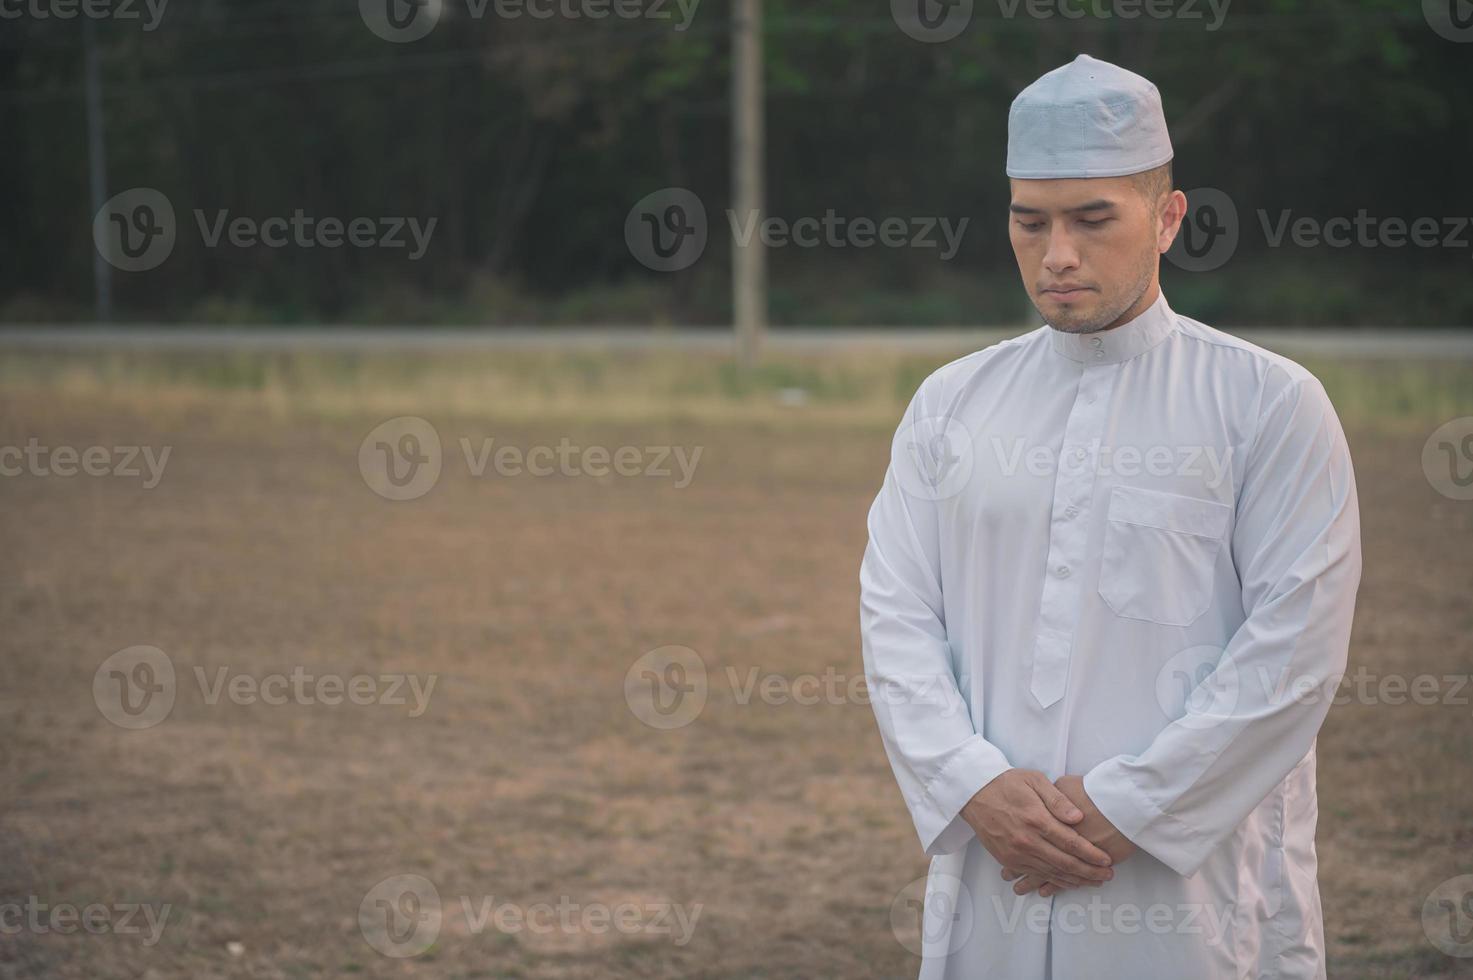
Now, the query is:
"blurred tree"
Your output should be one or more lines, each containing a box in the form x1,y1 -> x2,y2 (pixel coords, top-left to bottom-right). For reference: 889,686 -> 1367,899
0,0 -> 1468,325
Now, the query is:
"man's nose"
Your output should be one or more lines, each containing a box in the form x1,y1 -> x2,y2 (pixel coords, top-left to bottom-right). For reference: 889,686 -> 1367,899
1042,228 -> 1081,275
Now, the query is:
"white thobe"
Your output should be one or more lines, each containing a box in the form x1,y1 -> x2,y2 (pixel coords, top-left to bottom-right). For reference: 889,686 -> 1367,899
860,290 -> 1361,979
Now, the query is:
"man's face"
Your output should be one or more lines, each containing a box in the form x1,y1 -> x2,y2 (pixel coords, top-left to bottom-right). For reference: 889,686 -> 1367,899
1008,176 -> 1181,334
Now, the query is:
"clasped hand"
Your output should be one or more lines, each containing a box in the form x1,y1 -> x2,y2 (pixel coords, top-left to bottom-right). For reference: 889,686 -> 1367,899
960,770 -> 1137,898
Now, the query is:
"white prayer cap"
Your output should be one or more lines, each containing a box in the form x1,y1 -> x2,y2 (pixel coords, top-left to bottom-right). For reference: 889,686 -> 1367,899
1006,54 -> 1173,179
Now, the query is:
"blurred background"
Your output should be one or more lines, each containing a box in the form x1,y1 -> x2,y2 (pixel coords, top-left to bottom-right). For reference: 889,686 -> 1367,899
1,2 -> 1472,978
3,0 -> 1472,326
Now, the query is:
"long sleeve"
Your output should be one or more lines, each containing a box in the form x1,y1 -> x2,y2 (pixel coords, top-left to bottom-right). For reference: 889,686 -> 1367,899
860,387 -> 1013,857
1083,376 -> 1362,877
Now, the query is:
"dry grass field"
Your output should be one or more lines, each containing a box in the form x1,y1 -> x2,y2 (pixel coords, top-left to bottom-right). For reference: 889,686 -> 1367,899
0,347 -> 1470,979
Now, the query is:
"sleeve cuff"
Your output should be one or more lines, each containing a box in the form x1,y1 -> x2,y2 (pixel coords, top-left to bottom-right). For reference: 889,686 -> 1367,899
915,737 -> 1012,857
1083,760 -> 1211,878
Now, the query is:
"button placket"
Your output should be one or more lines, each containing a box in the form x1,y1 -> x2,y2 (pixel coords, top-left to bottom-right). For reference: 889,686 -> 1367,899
1029,361 -> 1119,708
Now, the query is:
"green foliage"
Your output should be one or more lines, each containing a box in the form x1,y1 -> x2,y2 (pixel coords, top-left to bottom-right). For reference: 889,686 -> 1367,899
1,0 -> 1468,325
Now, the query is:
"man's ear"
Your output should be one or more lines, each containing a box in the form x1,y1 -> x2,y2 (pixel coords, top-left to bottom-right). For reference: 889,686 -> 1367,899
1157,189 -> 1189,254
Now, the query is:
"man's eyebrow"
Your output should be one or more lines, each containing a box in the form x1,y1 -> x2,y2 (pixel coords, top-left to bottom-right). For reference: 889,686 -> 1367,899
1008,199 -> 1119,215
1067,199 -> 1118,213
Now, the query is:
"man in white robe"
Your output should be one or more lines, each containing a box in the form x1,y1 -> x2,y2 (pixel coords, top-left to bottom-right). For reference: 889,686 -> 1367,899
859,53 -> 1361,979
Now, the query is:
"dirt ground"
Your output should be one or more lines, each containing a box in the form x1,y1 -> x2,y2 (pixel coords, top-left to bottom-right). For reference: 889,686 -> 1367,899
1,384 -> 1470,979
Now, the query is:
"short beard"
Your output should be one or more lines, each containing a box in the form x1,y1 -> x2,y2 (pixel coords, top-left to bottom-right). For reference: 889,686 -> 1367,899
1039,252 -> 1155,335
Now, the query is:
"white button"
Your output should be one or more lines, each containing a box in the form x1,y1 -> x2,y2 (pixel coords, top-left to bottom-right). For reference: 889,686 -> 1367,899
1094,351 -> 1105,360
1065,505 -> 1079,518
1056,565 -> 1071,578
1091,337 -> 1104,347
1073,449 -> 1087,461
1086,395 -> 1096,404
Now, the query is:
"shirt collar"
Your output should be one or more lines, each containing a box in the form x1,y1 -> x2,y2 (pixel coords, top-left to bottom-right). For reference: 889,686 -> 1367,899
1048,288 -> 1178,365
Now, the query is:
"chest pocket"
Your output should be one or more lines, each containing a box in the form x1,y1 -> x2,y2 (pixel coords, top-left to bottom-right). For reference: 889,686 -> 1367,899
1098,486 -> 1232,627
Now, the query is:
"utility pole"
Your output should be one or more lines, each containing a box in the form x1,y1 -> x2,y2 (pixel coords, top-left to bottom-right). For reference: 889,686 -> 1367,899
731,0 -> 765,366
84,17 -> 111,323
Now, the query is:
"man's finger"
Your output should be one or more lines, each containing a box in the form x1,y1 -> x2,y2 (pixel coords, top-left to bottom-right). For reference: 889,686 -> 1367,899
1036,817 -> 1114,869
1014,874 -> 1077,896
1013,874 -> 1046,895
1025,838 -> 1114,883
1030,774 -> 1085,824
1012,861 -> 1087,888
